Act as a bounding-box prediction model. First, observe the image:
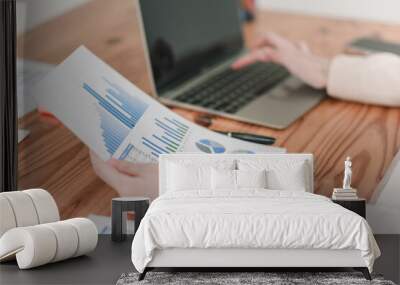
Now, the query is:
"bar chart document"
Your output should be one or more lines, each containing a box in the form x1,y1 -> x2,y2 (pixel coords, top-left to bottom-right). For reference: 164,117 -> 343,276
33,46 -> 284,163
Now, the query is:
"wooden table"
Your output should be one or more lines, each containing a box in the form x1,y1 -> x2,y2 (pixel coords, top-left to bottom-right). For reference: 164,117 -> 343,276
17,0 -> 400,219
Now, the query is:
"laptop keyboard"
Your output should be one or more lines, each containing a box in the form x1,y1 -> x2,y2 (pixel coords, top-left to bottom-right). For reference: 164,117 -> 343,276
175,62 -> 289,114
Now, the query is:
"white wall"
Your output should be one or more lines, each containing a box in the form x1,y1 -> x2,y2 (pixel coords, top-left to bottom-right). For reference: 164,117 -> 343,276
257,0 -> 400,24
17,0 -> 91,34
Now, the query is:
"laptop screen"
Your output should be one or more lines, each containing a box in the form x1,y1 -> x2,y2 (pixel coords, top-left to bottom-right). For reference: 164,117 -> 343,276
139,0 -> 243,94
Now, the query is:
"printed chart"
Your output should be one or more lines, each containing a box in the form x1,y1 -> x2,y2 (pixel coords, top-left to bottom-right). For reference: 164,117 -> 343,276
33,46 -> 285,164
142,117 -> 189,158
83,78 -> 148,156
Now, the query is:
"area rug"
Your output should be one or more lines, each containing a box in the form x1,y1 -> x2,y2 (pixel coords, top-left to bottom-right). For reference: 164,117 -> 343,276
116,271 -> 396,285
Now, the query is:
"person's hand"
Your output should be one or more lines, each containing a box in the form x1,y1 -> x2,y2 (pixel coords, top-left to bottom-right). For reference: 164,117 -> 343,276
232,32 -> 331,89
90,151 -> 159,200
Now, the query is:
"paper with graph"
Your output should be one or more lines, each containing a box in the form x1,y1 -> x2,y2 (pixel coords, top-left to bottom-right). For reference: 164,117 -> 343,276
33,46 -> 284,163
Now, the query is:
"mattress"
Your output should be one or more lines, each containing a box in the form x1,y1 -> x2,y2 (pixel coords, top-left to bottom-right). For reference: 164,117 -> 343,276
131,190 -> 380,273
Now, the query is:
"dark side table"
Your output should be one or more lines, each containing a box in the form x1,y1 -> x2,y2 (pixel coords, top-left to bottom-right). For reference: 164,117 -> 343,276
332,198 -> 366,218
112,197 -> 150,242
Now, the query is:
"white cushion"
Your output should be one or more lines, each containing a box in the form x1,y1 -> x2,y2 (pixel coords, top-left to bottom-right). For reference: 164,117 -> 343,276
63,218 -> 98,257
238,159 -> 309,191
165,159 -> 236,192
0,218 -> 98,269
0,226 -> 57,269
211,169 -> 268,191
160,155 -> 237,195
0,189 -> 98,269
167,163 -> 211,191
24,189 -> 60,224
0,196 -> 17,237
211,168 -> 236,190
0,192 -> 39,227
236,169 -> 267,189
267,166 -> 307,191
42,221 -> 79,262
0,189 -> 60,238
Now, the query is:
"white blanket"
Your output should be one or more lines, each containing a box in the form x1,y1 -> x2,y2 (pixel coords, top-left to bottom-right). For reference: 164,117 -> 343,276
131,190 -> 380,272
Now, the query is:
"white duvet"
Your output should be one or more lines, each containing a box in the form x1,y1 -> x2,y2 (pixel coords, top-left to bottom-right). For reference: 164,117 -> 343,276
131,190 -> 380,273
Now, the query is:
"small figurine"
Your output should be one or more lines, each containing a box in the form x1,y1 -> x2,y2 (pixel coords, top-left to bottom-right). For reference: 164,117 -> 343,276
343,156 -> 352,189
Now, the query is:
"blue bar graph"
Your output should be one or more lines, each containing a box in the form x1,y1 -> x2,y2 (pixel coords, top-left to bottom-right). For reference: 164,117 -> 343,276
83,79 -> 149,156
141,117 -> 189,158
119,144 -> 134,160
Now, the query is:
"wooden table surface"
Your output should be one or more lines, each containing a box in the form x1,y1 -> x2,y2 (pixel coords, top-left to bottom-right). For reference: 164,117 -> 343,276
17,0 -> 400,219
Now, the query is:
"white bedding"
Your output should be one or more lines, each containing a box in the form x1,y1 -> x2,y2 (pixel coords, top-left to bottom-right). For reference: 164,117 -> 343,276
131,190 -> 380,273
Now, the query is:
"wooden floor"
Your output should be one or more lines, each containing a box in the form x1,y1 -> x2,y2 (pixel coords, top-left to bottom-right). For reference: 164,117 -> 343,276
17,0 -> 400,219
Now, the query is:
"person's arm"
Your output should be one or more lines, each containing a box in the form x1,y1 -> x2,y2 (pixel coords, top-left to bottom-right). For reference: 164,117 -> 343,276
327,53 -> 400,106
232,33 -> 400,107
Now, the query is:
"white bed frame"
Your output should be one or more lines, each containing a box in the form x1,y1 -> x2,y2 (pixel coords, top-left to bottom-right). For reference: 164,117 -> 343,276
140,154 -> 370,280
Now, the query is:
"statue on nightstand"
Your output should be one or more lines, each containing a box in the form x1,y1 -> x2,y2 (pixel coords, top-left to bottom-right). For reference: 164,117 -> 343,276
332,157 -> 358,200
343,156 -> 352,189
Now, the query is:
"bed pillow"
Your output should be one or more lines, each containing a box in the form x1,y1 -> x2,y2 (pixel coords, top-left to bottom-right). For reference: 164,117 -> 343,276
236,169 -> 267,189
165,159 -> 236,192
266,165 -> 307,191
237,159 -> 309,191
211,168 -> 236,190
167,163 -> 211,191
211,169 -> 268,190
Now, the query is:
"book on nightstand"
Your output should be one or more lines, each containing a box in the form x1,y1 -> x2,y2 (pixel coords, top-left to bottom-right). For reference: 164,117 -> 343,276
332,188 -> 359,200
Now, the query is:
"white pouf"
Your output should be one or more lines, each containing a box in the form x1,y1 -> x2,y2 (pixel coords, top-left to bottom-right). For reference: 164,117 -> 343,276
24,189 -> 60,223
0,191 -> 39,227
0,218 -> 98,269
0,196 -> 17,237
0,189 -> 98,269
0,189 -> 60,237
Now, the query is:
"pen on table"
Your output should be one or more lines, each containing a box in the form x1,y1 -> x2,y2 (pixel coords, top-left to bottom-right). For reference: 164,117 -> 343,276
193,114 -> 276,145
216,131 -> 276,145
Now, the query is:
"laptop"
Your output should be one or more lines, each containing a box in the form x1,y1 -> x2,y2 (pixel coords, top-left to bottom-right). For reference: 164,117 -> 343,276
137,0 -> 325,129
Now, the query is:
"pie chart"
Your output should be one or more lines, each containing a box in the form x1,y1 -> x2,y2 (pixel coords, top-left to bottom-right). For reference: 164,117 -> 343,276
195,139 -> 226,153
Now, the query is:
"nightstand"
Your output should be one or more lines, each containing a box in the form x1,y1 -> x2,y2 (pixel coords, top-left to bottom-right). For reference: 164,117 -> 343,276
112,197 -> 150,242
332,198 -> 366,218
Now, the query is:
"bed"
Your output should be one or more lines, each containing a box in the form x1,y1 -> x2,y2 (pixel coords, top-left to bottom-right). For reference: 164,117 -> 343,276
131,154 -> 380,280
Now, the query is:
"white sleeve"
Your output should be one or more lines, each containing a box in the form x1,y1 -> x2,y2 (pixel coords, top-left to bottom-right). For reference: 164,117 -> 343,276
327,53 -> 400,107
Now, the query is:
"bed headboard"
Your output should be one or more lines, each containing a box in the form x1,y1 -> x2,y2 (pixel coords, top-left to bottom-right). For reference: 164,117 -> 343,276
159,153 -> 314,195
